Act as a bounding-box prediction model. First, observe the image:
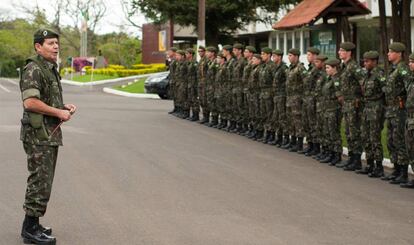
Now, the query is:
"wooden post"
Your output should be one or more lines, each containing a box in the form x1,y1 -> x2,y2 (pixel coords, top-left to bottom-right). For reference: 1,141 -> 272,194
378,0 -> 389,73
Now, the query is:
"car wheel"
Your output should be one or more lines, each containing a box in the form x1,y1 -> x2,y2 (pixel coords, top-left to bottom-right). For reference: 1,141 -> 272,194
158,93 -> 168,99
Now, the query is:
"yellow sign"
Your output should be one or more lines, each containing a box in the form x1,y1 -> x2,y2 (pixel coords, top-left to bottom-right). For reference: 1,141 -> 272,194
159,30 -> 167,51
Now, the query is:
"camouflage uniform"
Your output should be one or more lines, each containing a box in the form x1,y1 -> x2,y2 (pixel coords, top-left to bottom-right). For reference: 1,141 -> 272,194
215,63 -> 228,122
175,60 -> 189,116
248,64 -> 261,131
337,60 -> 364,159
258,60 -> 277,133
19,54 -> 64,217
405,71 -> 414,163
314,71 -> 328,151
232,56 -> 247,126
197,56 -> 209,121
242,61 -> 254,128
224,57 -> 236,125
186,58 -> 199,118
168,60 -> 178,106
270,62 -> 288,142
286,62 -> 306,138
361,66 -> 385,163
206,60 -> 219,123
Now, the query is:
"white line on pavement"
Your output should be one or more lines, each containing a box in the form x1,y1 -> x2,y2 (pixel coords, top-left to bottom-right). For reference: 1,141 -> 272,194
4,78 -> 18,86
0,84 -> 10,93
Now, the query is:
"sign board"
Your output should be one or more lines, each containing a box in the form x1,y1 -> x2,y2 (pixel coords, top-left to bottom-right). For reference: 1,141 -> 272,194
158,30 -> 167,52
312,30 -> 337,58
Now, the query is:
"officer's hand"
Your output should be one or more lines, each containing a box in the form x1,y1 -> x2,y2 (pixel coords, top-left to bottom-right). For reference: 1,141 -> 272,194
64,104 -> 77,114
338,96 -> 344,105
58,109 -> 72,122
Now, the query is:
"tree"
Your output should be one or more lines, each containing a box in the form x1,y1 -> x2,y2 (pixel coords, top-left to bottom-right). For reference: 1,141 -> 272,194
390,0 -> 412,59
129,0 -> 300,45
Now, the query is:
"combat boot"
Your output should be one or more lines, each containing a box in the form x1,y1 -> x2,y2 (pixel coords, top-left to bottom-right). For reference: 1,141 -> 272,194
381,164 -> 401,181
228,121 -> 236,132
288,137 -> 297,152
400,180 -> 414,188
21,215 -> 56,245
389,165 -> 409,184
199,113 -> 209,124
356,159 -> 374,175
306,143 -> 319,157
320,151 -> 333,163
274,133 -> 283,146
314,146 -> 326,160
328,152 -> 342,166
344,154 -> 362,171
295,137 -> 304,153
238,124 -> 248,134
230,123 -> 239,133
265,131 -> 275,144
301,142 -> 313,155
368,160 -> 384,178
254,130 -> 264,141
247,129 -> 256,139
208,116 -> 218,127
336,152 -> 354,168
217,119 -> 227,129
267,132 -> 277,145
243,126 -> 252,137
191,113 -> 200,122
280,135 -> 290,149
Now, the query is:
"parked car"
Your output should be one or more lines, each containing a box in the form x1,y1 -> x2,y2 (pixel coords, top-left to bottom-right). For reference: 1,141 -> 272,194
144,72 -> 170,99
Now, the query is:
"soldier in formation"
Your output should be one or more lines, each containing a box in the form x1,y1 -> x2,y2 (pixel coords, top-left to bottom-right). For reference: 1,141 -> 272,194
167,41 -> 414,189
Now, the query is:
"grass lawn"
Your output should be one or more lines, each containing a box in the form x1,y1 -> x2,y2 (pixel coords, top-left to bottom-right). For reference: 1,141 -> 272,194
113,78 -> 147,93
70,74 -> 119,83
341,121 -> 389,158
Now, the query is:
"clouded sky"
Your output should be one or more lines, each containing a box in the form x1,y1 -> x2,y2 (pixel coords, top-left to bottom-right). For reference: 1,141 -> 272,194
0,0 -> 147,37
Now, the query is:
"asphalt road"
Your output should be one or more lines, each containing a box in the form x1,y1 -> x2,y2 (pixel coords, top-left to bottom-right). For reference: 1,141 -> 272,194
1,78 -> 414,245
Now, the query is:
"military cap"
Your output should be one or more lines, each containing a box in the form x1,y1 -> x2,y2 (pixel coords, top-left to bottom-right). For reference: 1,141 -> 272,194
363,51 -> 379,60
288,48 -> 300,56
339,42 -> 356,51
222,45 -> 233,51
233,43 -> 244,50
253,54 -> 262,59
206,46 -> 217,53
273,49 -> 283,56
325,58 -> 341,66
261,47 -> 273,54
389,42 -> 406,53
33,29 -> 59,43
217,52 -> 225,58
169,47 -> 178,52
307,47 -> 320,55
316,55 -> 328,61
409,53 -> 414,60
198,46 -> 206,51
245,46 -> 257,53
185,48 -> 195,54
176,50 -> 185,56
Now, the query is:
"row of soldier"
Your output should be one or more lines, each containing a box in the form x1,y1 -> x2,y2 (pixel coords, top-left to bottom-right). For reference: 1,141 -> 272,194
166,41 -> 414,188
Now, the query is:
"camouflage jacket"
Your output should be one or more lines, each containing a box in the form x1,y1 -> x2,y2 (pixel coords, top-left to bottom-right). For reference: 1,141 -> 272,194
232,56 -> 247,90
303,65 -> 322,97
20,54 -> 64,146
259,60 -> 277,91
242,61 -> 253,92
206,59 -> 219,92
361,66 -> 385,102
175,60 -> 188,88
405,71 -> 414,114
197,56 -> 209,85
225,57 -> 236,90
322,72 -> 341,111
286,62 -> 306,97
215,64 -> 228,97
272,62 -> 288,96
248,64 -> 261,92
337,59 -> 364,100
186,59 -> 198,88
168,59 -> 177,84
383,61 -> 410,117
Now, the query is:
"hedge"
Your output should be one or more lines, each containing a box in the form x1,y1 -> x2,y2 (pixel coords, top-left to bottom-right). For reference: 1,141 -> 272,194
82,63 -> 166,77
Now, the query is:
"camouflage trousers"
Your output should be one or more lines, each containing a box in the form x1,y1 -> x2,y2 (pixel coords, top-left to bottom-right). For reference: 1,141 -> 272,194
286,95 -> 304,137
206,87 -> 216,117
323,109 -> 342,153
248,91 -> 260,128
169,82 -> 176,107
176,83 -> 188,110
187,85 -> 200,114
302,97 -> 317,142
259,91 -> 273,131
223,90 -> 232,120
343,100 -> 363,155
361,102 -> 385,161
232,88 -> 244,123
315,100 -> 324,145
198,83 -> 209,116
23,143 -> 58,217
271,96 -> 286,135
387,108 -> 408,165
405,115 -> 414,164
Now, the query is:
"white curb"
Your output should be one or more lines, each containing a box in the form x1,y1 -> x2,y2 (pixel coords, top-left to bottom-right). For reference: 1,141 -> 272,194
102,87 -> 160,99
61,71 -> 168,86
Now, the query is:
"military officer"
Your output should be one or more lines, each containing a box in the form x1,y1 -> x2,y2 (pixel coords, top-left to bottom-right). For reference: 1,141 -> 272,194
247,54 -> 263,140
355,51 -> 386,177
205,46 -> 219,127
214,52 -> 229,129
174,50 -> 188,118
167,47 -> 178,114
185,48 -> 199,121
221,45 -> 236,131
20,29 -> 77,245
241,46 -> 257,136
381,42 -> 410,185
197,46 -> 210,124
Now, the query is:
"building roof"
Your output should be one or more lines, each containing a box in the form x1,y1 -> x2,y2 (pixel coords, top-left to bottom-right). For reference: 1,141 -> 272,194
273,0 -> 370,30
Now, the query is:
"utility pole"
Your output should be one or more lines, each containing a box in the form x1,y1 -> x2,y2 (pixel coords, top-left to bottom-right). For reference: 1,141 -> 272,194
197,0 -> 206,60
80,7 -> 88,57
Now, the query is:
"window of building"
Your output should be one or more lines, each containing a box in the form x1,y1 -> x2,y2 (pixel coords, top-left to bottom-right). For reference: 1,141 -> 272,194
303,31 -> 310,52
295,31 -> 301,49
287,32 -> 293,51
279,33 -> 285,52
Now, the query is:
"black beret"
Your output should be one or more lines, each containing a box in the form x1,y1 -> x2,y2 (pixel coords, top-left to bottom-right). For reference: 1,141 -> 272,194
273,49 -> 283,56
261,47 -> 273,54
245,46 -> 257,53
339,42 -> 356,51
325,58 -> 341,66
34,29 -> 59,43
222,45 -> 233,51
206,46 -> 217,53
233,43 -> 244,50
253,54 -> 262,59
307,47 -> 320,55
169,47 -> 178,52
363,51 -> 379,60
389,42 -> 406,53
186,48 -> 195,54
288,48 -> 300,56
410,53 -> 414,60
198,46 -> 206,51
176,50 -> 185,56
316,55 -> 328,61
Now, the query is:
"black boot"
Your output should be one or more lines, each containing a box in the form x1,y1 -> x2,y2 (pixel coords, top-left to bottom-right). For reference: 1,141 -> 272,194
301,142 -> 313,155
368,160 -> 384,178
274,133 -> 283,147
243,127 -> 252,137
231,123 -> 240,133
337,152 -> 354,168
390,165 -> 409,184
264,131 -> 274,144
228,121 -> 236,132
356,159 -> 374,175
288,137 -> 297,151
21,215 -> 56,245
306,143 -> 319,157
247,129 -> 256,139
268,132 -> 277,145
254,130 -> 264,141
344,154 -> 362,171
190,112 -> 200,121
381,164 -> 401,181
314,146 -> 326,160
208,116 -> 218,127
199,113 -> 209,124
328,152 -> 342,166
400,180 -> 414,188
296,137 -> 304,153
320,151 -> 334,163
280,135 -> 290,149
217,119 -> 227,129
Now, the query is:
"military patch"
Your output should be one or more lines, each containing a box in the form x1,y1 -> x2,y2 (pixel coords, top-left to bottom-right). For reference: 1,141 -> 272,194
334,81 -> 340,86
380,77 -> 386,82
401,70 -> 408,75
